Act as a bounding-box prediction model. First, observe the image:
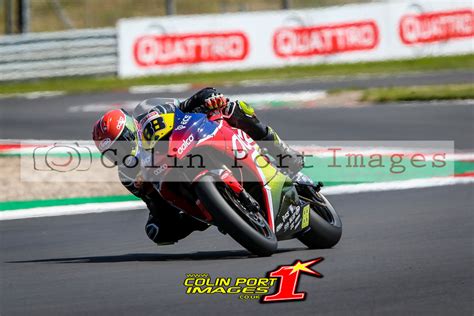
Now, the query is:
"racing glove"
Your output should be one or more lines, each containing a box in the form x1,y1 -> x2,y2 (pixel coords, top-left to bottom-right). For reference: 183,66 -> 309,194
204,92 -> 228,110
181,87 -> 228,112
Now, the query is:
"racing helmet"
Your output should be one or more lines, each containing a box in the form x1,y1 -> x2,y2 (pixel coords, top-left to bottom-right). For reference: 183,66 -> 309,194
92,109 -> 139,163
140,110 -> 175,151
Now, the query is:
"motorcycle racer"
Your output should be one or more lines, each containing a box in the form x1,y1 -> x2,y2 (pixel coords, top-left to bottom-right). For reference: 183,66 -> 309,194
92,87 -> 304,246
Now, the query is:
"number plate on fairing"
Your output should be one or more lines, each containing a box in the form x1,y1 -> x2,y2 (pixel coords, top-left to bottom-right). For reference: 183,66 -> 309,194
301,204 -> 310,229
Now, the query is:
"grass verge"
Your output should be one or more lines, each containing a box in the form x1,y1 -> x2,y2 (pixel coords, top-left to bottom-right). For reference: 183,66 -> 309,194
360,83 -> 474,102
1,54 -> 473,95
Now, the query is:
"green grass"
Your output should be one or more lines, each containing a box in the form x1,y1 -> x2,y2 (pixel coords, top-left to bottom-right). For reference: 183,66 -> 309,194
1,54 -> 473,95
0,195 -> 139,211
361,83 -> 474,102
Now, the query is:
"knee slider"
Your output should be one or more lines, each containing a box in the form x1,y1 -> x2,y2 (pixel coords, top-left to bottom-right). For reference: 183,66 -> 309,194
145,223 -> 160,242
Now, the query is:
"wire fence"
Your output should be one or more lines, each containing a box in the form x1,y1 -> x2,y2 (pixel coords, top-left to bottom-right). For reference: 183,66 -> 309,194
1,0 -> 370,34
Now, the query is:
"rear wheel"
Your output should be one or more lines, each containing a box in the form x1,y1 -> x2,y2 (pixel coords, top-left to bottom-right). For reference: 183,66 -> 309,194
297,187 -> 342,249
194,175 -> 277,256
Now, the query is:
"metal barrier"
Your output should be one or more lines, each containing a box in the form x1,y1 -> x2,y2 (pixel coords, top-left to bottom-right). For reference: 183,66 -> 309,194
0,28 -> 117,81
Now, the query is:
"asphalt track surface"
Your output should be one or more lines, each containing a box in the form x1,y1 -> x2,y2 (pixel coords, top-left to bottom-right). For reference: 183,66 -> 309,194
1,71 -> 473,315
1,184 -> 473,315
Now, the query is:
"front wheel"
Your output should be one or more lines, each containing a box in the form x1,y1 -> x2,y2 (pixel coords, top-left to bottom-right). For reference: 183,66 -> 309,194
298,189 -> 342,249
194,175 -> 277,256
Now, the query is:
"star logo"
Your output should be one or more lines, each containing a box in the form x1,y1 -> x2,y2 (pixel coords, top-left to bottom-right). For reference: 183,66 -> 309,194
262,257 -> 324,303
290,258 -> 324,276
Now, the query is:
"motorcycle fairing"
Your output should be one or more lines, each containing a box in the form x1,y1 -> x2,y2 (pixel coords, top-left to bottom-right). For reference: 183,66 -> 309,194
168,108 -> 220,159
253,152 -> 308,239
158,107 -> 307,237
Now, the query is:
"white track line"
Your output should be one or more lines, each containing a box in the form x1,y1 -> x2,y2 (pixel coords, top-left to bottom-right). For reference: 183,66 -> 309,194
228,91 -> 327,104
0,91 -> 66,100
67,91 -> 328,113
323,176 -> 474,195
129,84 -> 192,94
0,201 -> 145,221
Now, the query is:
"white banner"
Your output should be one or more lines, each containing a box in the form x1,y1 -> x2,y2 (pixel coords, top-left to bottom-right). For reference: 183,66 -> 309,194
117,1 -> 473,78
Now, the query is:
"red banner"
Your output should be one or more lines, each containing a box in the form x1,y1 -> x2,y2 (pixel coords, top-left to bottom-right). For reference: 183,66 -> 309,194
273,20 -> 379,58
133,32 -> 249,66
399,9 -> 474,45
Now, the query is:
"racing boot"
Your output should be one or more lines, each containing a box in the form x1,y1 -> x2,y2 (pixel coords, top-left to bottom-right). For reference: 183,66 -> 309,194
260,127 -> 304,175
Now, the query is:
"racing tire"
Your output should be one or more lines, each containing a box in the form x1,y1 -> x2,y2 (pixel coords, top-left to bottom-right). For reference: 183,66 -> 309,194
194,175 -> 277,257
298,192 -> 342,249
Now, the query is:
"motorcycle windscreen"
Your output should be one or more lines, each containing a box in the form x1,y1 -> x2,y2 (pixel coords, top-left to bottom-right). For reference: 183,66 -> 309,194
132,98 -> 180,119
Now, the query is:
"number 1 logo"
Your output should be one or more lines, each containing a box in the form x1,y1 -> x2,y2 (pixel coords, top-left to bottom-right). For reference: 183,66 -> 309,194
261,257 -> 324,303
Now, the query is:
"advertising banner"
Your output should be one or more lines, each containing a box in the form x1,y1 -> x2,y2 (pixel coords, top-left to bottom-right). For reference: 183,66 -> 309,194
117,1 -> 473,77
